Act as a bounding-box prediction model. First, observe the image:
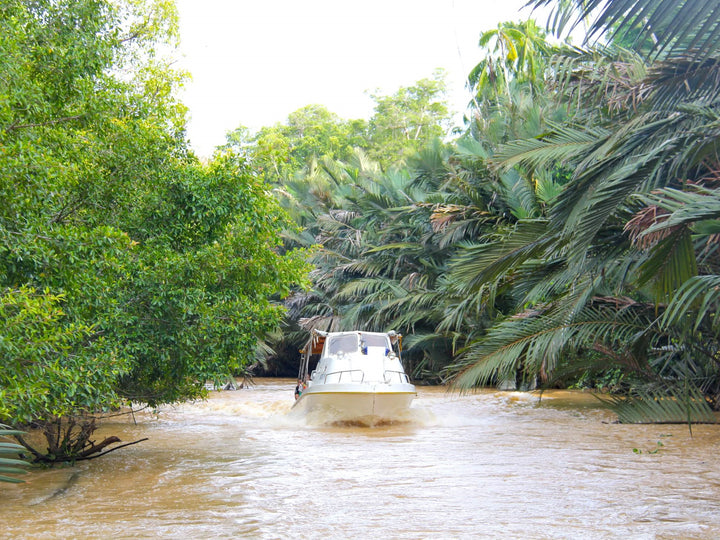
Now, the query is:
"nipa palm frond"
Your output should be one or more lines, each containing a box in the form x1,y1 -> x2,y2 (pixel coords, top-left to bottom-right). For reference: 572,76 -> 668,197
636,226 -> 698,301
0,426 -> 29,483
634,186 -> 720,233
527,0 -> 720,62
493,122 -> 608,173
451,300 -> 652,390
648,55 -> 720,111
597,382 -> 716,424
661,274 -> 720,335
448,220 -> 554,295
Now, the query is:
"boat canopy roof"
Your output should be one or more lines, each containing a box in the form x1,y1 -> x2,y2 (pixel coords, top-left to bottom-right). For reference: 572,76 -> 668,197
297,330 -> 402,381
300,330 -> 400,357
305,333 -> 326,355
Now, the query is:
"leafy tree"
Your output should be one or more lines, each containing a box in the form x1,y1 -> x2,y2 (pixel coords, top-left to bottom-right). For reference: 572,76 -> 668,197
225,72 -> 452,185
113,153 -> 310,406
367,70 -> 452,166
224,105 -> 367,180
0,0 -> 309,462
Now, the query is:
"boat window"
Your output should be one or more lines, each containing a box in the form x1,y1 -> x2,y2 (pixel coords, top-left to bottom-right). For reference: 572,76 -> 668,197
327,334 -> 358,355
361,334 -> 389,348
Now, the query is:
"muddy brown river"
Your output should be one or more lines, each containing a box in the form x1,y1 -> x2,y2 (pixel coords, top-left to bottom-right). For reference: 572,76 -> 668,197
2,379 -> 720,539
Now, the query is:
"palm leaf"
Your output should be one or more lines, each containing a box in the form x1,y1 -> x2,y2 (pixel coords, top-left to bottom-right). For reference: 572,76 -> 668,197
661,274 -> 720,333
554,136 -> 676,261
648,56 -> 720,111
451,298 -> 651,390
499,169 -> 540,219
635,186 -> 720,232
0,425 -> 29,483
494,122 -> 608,173
527,0 -> 720,62
636,226 -> 698,301
534,170 -> 564,206
0,475 -> 26,484
448,220 -> 554,295
598,382 -> 716,423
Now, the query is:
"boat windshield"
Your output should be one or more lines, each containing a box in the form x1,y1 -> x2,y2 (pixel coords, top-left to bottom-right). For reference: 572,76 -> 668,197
326,334 -> 359,355
361,333 -> 390,348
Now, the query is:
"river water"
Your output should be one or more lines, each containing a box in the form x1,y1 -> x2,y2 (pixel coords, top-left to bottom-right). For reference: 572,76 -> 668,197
3,379 -> 720,539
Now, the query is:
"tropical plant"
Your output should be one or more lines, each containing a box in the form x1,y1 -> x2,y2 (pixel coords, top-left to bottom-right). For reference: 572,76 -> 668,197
274,127 -> 561,381
223,106 -> 368,180
0,426 -> 29,484
469,20 -> 553,104
366,70 -> 452,166
445,0 -> 720,422
268,19 -> 568,379
0,0 -> 309,462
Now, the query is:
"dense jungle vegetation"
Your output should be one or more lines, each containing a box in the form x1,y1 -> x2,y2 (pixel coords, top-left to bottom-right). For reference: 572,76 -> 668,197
2,0 -> 720,476
260,1 -> 720,427
0,0 -> 310,471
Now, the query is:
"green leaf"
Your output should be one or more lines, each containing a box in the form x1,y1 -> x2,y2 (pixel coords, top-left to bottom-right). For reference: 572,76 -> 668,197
0,475 -> 26,484
598,383 -> 716,424
0,457 -> 30,466
0,466 -> 27,475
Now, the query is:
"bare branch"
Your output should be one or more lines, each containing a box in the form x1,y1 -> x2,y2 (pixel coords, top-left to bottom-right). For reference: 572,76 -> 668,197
6,114 -> 84,132
75,438 -> 149,461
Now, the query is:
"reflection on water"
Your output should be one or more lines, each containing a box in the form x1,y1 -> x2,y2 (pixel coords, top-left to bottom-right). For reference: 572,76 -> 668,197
3,379 -> 720,539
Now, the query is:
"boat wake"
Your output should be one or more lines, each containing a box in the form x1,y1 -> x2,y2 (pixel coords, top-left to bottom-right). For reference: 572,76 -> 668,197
286,403 -> 437,429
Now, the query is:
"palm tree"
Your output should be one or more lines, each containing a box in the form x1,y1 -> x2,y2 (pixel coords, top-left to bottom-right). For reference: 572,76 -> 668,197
469,19 -> 553,102
279,141 -> 512,381
443,0 -> 720,421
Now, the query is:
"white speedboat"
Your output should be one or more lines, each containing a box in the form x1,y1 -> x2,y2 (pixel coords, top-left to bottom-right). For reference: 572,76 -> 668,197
290,330 -> 416,424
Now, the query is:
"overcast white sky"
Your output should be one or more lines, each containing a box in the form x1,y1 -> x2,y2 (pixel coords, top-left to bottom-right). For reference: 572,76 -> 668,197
174,0 -> 547,157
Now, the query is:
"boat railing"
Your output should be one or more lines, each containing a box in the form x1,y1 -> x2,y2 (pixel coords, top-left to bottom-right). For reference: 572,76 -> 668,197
323,369 -> 365,384
383,370 -> 410,384
318,369 -> 410,384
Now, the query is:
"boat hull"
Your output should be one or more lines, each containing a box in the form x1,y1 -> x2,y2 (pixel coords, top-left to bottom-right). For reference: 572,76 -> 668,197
291,382 -> 416,424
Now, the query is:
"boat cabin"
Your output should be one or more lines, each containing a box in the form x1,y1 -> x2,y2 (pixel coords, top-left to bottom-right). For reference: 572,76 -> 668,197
298,330 -> 406,386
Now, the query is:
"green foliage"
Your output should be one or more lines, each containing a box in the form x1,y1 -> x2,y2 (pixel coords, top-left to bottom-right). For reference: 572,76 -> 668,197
223,72 -> 452,184
442,0 -> 720,423
264,2 -> 720,423
0,287 -> 125,424
113,153 -> 310,405
529,0 -> 720,61
632,436 -> 671,454
367,70 -> 452,166
261,1 -> 720,426
469,20 -> 553,103
0,425 -> 29,484
0,0 -> 310,461
269,26 -> 562,378
276,134 -> 534,379
601,384 -> 716,425
274,148 -> 445,375
224,105 -> 368,180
